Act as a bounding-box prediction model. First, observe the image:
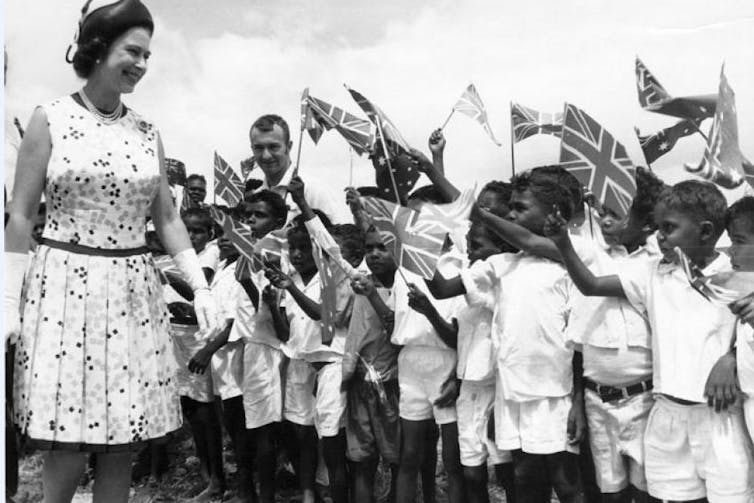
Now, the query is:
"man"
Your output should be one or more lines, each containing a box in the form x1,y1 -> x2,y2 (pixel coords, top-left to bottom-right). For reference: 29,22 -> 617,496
185,174 -> 209,208
249,114 -> 344,223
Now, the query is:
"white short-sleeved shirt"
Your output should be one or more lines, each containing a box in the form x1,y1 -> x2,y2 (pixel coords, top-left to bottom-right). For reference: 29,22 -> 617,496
231,267 -> 282,349
209,260 -> 244,399
391,267 -> 463,349
211,259 -> 240,324
257,167 -> 347,224
455,302 -> 495,382
461,251 -> 575,402
163,242 -> 221,307
619,252 -> 737,403
737,321 -> 754,395
282,273 -> 323,359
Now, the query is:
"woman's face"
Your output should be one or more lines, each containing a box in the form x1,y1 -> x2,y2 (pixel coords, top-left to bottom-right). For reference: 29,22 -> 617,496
95,26 -> 151,94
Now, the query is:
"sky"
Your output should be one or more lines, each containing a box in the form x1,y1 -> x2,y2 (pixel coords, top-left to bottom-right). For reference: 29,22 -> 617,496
5,0 -> 754,209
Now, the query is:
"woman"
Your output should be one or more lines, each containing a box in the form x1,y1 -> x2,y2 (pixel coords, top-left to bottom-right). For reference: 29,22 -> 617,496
3,1 -> 217,501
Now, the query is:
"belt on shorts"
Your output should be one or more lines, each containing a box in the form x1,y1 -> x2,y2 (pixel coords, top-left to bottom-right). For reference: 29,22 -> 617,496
583,377 -> 653,403
39,237 -> 150,257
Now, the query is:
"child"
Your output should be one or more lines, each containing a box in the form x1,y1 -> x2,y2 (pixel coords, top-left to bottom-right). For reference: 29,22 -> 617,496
545,180 -> 754,502
230,189 -> 288,503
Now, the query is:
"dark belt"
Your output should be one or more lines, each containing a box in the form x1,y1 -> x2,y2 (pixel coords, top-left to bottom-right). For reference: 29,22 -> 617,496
584,377 -> 653,403
39,237 -> 150,257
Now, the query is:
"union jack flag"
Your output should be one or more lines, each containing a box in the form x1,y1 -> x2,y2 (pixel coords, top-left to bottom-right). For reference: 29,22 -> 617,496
362,197 -> 450,279
306,94 -> 374,155
684,67 -> 747,190
635,119 -> 698,165
635,57 -> 671,109
414,188 -> 476,236
214,152 -> 245,206
559,103 -> 637,219
209,206 -> 256,261
347,86 -> 410,155
165,157 -> 186,186
311,241 -> 338,344
301,88 -> 325,145
676,247 -> 740,305
453,84 -> 501,146
510,103 -> 563,143
251,230 -> 288,273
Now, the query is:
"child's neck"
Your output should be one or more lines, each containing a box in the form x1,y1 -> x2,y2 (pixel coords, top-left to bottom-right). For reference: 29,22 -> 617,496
692,248 -> 719,269
620,236 -> 647,254
374,269 -> 395,288
298,268 -> 317,285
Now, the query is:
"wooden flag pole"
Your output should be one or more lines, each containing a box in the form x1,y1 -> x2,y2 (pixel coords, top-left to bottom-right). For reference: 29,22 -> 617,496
688,120 -> 709,142
509,102 -> 517,178
349,147 -> 354,187
292,126 -> 305,178
440,108 -> 455,131
375,119 -> 403,206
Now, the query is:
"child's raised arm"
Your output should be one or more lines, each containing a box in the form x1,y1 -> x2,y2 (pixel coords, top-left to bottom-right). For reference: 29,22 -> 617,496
474,205 -> 561,262
409,146 -> 460,203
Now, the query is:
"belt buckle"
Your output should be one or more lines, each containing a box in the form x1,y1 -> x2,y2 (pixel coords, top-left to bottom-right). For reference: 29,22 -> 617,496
599,386 -> 623,403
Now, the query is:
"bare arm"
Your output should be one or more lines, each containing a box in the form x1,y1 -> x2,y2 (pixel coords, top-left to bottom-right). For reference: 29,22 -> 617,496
266,267 -> 322,321
407,284 -> 458,349
409,148 -> 460,203
474,206 -> 561,261
263,286 -> 290,342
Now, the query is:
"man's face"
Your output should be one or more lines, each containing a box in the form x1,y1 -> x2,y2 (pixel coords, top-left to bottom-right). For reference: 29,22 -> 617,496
506,189 -> 549,235
250,125 -> 291,182
364,230 -> 396,276
186,179 -> 207,204
728,217 -> 754,271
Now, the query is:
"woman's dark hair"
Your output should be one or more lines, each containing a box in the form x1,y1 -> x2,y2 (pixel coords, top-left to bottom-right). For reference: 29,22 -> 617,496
72,36 -> 110,78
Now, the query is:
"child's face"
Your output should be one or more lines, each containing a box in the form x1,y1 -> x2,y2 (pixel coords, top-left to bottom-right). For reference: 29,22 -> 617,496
245,201 -> 281,238
217,234 -> 239,261
727,217 -> 754,271
364,230 -> 396,276
466,227 -> 500,264
184,216 -> 211,253
288,233 -> 316,276
334,236 -> 364,269
506,189 -> 549,235
654,203 -> 709,263
601,208 -> 648,249
477,190 -> 509,217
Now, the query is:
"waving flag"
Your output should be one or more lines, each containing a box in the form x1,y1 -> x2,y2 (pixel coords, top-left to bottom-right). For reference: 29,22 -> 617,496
362,197 -> 450,278
213,152 -> 245,206
414,188 -> 476,235
301,88 -> 325,144
635,57 -> 716,121
684,67 -> 749,190
252,230 -> 288,272
347,86 -> 410,155
306,94 -> 375,155
676,247 -> 741,305
510,103 -> 563,142
165,158 -> 187,187
635,119 -> 699,165
209,206 -> 256,259
311,242 -> 338,344
240,157 -> 255,180
452,84 -> 501,145
371,142 -> 420,203
179,186 -> 193,214
560,104 -> 637,219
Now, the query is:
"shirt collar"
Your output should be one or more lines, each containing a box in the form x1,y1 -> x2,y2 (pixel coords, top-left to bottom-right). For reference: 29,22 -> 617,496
261,167 -> 293,191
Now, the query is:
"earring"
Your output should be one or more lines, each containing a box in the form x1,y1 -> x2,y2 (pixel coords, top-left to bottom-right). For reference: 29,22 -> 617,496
95,59 -> 101,64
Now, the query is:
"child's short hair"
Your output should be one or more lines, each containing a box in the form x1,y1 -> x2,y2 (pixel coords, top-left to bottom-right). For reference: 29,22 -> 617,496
331,223 -> 366,261
658,180 -> 727,238
245,189 -> 288,225
510,168 -> 574,221
726,196 -> 754,233
530,165 -> 583,212
408,185 -> 445,205
629,166 -> 667,229
479,180 -> 513,216
186,173 -> 206,185
181,207 -> 213,231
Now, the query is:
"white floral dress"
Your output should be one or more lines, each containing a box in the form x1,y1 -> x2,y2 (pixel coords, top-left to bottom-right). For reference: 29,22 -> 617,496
13,95 -> 182,451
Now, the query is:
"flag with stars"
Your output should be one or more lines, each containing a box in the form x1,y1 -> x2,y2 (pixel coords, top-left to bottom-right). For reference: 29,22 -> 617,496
635,57 -> 716,121
311,241 -> 338,344
635,119 -> 699,165
371,141 -> 420,204
362,196 -> 450,279
213,152 -> 245,206
165,157 -> 186,186
301,88 -> 325,144
559,103 -> 637,219
510,103 -> 563,143
684,67 -> 749,190
347,86 -> 411,155
453,84 -> 501,145
306,94 -> 375,155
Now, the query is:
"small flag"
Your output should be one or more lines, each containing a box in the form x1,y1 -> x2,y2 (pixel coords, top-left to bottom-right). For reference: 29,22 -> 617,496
371,141 -> 420,203
251,230 -> 288,273
676,247 -> 740,305
179,186 -> 193,213
165,157 -> 187,187
635,119 -> 699,165
240,157 -> 255,180
453,84 -> 501,145
306,94 -> 375,155
684,67 -> 748,190
213,152 -> 245,206
301,88 -> 325,144
362,196 -> 449,279
234,255 -> 259,310
311,241 -> 338,344
209,206 -> 256,262
510,103 -> 563,143
413,188 -> 476,236
635,57 -> 716,121
347,86 -> 411,155
559,103 -> 637,219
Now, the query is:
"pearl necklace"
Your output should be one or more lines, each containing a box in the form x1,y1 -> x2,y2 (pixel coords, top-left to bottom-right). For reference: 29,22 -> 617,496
78,88 -> 123,125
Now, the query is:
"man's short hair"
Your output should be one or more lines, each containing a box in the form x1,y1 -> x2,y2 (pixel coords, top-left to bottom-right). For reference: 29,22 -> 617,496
658,180 -> 728,239
250,114 -> 291,145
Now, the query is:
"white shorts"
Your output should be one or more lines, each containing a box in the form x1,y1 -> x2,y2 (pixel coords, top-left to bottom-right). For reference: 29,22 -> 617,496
585,388 -> 653,493
243,342 -> 283,429
172,324 -> 214,403
210,338 -> 244,400
398,346 -> 457,425
457,380 -> 511,467
495,393 -> 579,455
314,362 -> 346,438
284,358 -> 316,426
644,395 -> 754,502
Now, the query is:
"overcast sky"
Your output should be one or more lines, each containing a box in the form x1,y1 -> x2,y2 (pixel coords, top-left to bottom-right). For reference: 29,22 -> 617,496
5,0 -> 754,206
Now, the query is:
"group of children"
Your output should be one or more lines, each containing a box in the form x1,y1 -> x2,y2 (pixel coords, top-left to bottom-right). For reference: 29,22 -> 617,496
156,138 -> 754,503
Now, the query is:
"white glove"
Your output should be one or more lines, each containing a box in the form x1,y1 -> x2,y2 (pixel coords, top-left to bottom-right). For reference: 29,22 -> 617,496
5,252 -> 29,341
172,248 -> 216,332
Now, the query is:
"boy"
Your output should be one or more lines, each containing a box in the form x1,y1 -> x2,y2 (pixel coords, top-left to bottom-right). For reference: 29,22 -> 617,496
545,180 -> 754,502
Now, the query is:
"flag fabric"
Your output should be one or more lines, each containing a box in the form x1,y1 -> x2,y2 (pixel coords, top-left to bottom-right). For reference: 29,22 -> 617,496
510,103 -> 563,143
635,57 -> 716,121
165,158 -> 187,187
306,94 -> 375,155
311,241 -> 338,344
233,255 -> 259,310
414,188 -> 476,236
301,88 -> 325,144
251,230 -> 288,272
179,186 -> 193,213
676,247 -> 740,305
362,196 -> 450,279
213,152 -> 245,206
371,141 -> 420,203
240,157 -> 255,180
347,87 -> 411,155
453,84 -> 501,145
635,119 -> 698,165
209,206 -> 257,261
684,68 -> 748,190
559,103 -> 637,219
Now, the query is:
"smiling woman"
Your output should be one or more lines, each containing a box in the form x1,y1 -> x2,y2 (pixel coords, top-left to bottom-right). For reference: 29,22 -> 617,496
3,1 -> 218,502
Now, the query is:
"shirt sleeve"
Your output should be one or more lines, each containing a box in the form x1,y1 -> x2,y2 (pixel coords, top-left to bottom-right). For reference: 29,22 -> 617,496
618,259 -> 653,314
460,257 -> 499,310
304,216 -> 356,277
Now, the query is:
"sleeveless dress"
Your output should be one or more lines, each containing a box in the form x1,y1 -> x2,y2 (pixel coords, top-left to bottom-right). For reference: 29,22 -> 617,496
13,96 -> 182,451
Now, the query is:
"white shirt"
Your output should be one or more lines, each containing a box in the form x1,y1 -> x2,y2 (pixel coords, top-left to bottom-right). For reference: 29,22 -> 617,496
737,321 -> 754,394
258,166 -> 347,224
462,252 -> 575,402
282,272 -> 322,359
455,302 -> 495,382
619,252 -> 737,403
231,266 -> 281,349
209,260 -> 244,399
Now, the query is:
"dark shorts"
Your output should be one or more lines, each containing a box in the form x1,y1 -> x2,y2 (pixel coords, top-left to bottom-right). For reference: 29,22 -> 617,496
345,378 -> 400,465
